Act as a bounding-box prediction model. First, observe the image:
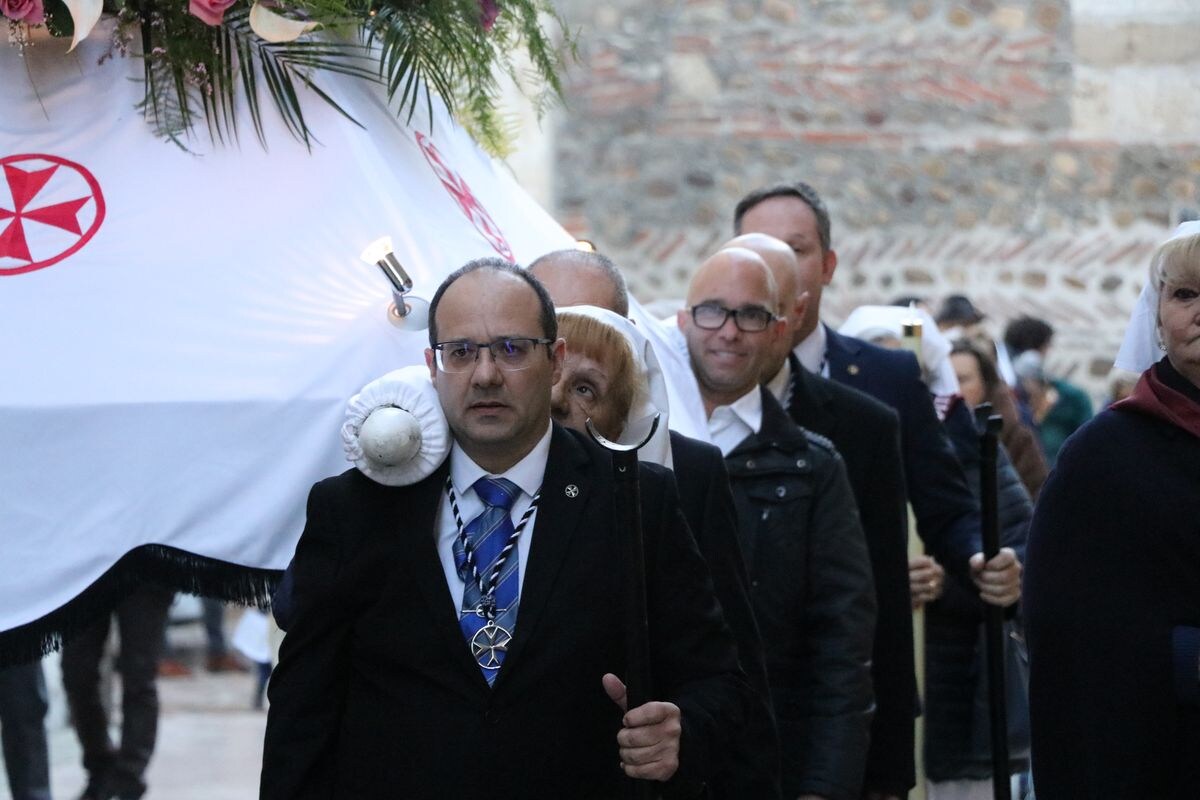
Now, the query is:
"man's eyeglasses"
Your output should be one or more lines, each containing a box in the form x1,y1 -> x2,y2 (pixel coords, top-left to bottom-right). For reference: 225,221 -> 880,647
433,338 -> 553,373
690,303 -> 778,333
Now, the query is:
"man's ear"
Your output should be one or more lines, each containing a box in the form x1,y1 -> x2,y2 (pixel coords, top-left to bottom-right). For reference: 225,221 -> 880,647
676,307 -> 690,331
425,348 -> 437,384
821,249 -> 838,286
549,338 -> 566,384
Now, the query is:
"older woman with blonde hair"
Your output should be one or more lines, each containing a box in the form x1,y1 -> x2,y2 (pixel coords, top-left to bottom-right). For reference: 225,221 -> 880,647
1024,222 -> 1200,797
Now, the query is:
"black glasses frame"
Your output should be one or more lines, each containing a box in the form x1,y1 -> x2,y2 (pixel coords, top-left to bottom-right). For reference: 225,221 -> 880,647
433,337 -> 554,372
689,303 -> 778,333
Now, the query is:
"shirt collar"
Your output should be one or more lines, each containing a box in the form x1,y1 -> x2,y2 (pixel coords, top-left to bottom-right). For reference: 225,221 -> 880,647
765,357 -> 792,404
714,385 -> 763,434
449,422 -> 553,500
793,323 -> 827,374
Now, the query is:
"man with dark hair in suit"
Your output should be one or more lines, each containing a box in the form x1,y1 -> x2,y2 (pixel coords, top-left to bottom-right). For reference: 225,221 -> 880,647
734,184 -> 1021,617
261,258 -> 749,799
679,247 -> 876,800
726,232 -> 917,800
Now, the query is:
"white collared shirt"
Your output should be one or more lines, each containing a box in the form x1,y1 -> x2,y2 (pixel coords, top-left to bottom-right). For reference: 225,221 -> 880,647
435,423 -> 552,616
793,324 -> 829,377
766,357 -> 792,405
707,386 -> 763,456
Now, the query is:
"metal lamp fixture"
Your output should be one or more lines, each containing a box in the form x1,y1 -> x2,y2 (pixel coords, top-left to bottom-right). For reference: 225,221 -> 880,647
360,236 -> 430,331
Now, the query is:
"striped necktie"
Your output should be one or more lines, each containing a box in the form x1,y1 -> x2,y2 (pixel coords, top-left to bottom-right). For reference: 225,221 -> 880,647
454,476 -> 521,684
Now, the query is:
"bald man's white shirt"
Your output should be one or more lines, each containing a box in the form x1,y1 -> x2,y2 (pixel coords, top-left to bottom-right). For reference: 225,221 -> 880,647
707,386 -> 763,457
794,324 -> 829,377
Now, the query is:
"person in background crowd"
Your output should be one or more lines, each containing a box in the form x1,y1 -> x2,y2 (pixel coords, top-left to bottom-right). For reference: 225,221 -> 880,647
949,339 -> 1048,500
733,182 -> 1021,619
1003,316 -> 1093,467
918,359 -> 1034,800
62,586 -> 174,800
731,232 -> 916,800
1105,367 -> 1140,405
0,661 -> 52,800
679,247 -> 876,800
1025,222 -> 1200,797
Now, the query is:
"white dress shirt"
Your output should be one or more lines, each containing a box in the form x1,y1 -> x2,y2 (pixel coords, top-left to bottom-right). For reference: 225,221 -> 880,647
793,323 -> 829,377
766,357 -> 792,405
707,386 -> 763,456
435,423 -> 551,617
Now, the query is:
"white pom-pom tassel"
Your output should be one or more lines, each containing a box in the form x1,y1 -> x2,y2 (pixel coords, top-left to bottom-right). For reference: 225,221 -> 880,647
358,406 -> 423,468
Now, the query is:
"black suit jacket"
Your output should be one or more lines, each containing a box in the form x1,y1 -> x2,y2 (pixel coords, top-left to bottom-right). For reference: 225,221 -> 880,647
261,425 -> 749,799
669,431 -> 780,799
786,356 -> 916,794
823,326 -> 981,572
725,388 -> 876,800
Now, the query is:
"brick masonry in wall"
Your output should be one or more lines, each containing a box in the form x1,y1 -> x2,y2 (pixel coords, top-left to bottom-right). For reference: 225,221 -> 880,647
547,0 -> 1200,401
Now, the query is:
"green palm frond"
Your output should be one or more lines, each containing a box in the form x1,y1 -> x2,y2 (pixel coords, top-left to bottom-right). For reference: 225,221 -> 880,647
118,0 -> 573,152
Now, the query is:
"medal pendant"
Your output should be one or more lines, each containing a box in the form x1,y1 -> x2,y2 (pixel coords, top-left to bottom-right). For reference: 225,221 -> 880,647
469,621 -> 512,671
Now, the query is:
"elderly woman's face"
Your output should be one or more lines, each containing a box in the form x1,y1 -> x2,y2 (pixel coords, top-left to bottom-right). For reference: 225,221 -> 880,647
550,351 -> 626,440
1159,274 -> 1200,385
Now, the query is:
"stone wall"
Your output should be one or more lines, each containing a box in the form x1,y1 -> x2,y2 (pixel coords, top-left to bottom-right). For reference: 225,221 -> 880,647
544,0 -> 1200,397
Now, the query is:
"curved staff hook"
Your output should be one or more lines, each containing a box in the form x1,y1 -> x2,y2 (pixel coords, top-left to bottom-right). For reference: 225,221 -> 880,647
585,414 -> 661,800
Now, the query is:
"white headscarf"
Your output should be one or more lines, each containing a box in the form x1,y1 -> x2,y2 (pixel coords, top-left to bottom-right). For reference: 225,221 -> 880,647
838,305 -> 961,397
558,305 -> 674,468
1114,220 -> 1200,373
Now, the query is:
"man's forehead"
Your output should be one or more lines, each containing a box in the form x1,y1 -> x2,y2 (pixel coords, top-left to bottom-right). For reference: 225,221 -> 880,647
745,196 -> 818,233
436,270 -> 542,333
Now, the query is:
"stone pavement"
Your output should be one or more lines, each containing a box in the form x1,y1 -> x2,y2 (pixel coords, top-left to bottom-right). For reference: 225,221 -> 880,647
3,615 -> 267,800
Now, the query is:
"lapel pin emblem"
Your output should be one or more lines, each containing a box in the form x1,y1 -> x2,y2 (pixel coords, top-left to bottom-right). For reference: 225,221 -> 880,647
564,484 -> 580,498
847,364 -> 860,375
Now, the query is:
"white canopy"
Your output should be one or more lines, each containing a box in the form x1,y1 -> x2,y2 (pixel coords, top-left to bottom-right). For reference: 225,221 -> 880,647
0,29 -> 576,653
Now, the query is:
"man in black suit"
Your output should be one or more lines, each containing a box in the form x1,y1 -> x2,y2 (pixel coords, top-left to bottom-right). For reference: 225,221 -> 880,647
261,258 -> 749,799
679,247 -> 876,800
727,233 -> 917,799
531,250 -> 779,798
734,183 -> 1021,610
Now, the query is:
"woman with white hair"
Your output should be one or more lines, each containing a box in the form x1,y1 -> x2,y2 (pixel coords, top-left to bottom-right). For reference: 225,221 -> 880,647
1024,222 -> 1200,797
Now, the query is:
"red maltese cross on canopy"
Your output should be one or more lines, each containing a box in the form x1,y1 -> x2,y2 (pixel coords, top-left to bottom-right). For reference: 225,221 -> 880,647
0,153 -> 106,276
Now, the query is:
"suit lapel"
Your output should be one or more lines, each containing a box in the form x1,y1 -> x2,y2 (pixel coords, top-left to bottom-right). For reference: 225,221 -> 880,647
494,425 -> 592,689
825,325 -> 867,391
788,352 -> 838,440
392,461 -> 493,694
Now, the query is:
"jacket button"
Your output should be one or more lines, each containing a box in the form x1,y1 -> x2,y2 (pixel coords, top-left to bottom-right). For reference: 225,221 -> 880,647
484,708 -> 500,724
795,459 -> 806,468
775,485 -> 787,498
751,580 -> 759,588
746,459 -> 756,469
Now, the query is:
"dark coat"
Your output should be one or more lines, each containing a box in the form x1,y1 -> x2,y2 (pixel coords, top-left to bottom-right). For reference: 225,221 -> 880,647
1025,361 -> 1200,799
785,357 -> 916,795
824,326 -> 982,574
924,400 -> 1031,781
261,425 -> 750,799
724,387 -> 876,800
668,431 -> 780,799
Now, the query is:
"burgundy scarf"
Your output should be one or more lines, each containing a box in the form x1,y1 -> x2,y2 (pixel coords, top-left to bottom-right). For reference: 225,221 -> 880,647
1113,361 -> 1200,440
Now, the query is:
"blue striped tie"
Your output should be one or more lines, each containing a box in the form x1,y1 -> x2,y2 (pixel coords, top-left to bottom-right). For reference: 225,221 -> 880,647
454,477 -> 520,684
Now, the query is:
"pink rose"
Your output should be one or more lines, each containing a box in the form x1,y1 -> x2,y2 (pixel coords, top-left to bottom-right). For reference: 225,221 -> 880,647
189,0 -> 237,26
1,0 -> 45,24
478,0 -> 498,31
